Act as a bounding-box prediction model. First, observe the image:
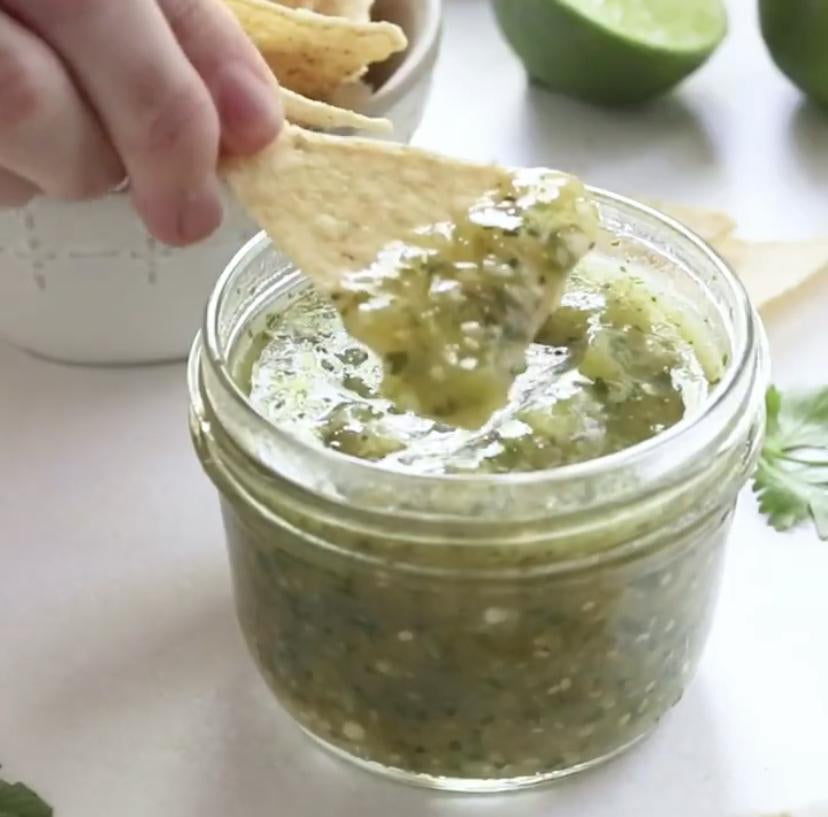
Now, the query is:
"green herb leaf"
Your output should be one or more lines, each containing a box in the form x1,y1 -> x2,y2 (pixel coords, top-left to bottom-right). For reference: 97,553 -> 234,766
754,386 -> 828,540
0,779 -> 53,817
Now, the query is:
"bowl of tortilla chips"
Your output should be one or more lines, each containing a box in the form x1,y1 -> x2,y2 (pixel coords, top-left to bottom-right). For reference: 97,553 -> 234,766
0,0 -> 441,365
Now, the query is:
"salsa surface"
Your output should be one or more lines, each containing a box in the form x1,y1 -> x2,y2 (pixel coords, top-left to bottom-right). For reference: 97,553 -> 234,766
237,255 -> 718,474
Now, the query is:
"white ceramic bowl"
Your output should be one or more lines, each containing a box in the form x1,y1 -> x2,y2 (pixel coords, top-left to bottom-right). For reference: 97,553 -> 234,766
0,0 -> 442,365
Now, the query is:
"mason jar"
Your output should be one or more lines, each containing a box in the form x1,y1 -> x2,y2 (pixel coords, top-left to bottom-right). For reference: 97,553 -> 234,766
187,190 -> 768,792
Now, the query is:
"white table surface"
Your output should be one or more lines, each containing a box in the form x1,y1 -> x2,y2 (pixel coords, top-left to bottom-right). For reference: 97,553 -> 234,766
2,1 -> 828,815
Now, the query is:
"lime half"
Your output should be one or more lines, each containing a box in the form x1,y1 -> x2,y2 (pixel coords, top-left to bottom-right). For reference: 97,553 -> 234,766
493,0 -> 728,105
761,0 -> 828,107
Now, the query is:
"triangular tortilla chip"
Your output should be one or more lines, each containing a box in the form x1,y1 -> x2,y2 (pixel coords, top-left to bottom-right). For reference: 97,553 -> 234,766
634,198 -> 828,310
225,0 -> 406,98
281,87 -> 390,133
640,197 -> 736,245
714,237 -> 828,309
224,124 -> 513,289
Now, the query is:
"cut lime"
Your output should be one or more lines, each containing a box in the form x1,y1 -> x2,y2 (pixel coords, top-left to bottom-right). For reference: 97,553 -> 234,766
760,0 -> 828,107
492,0 -> 728,105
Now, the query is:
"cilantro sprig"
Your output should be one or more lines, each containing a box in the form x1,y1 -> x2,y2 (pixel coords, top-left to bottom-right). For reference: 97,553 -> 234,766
754,386 -> 828,540
0,776 -> 52,817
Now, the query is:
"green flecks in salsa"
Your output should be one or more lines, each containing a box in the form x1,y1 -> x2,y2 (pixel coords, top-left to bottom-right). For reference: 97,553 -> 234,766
237,255 -> 716,475
225,501 -> 727,782
330,170 -> 599,429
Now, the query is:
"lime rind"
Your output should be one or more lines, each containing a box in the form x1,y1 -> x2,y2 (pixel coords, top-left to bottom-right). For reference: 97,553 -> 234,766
556,0 -> 728,54
493,0 -> 728,105
760,0 -> 828,107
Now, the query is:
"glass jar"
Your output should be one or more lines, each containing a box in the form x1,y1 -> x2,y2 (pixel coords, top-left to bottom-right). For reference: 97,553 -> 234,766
187,190 -> 768,792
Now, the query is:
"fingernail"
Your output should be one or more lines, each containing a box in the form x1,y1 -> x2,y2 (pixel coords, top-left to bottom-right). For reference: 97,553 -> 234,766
216,62 -> 283,155
177,179 -> 224,245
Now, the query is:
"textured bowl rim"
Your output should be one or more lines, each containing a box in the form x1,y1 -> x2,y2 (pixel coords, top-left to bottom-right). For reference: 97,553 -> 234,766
368,0 -> 443,110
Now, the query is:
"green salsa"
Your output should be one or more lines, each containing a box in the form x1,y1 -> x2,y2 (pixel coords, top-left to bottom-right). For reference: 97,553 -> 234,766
216,251 -> 730,784
238,256 -> 718,474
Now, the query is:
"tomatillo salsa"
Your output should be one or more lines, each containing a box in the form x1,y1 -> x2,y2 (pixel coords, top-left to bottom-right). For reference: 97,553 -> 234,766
189,188 -> 765,791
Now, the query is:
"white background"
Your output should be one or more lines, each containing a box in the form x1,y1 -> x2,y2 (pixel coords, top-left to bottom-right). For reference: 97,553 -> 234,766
2,0 -> 828,815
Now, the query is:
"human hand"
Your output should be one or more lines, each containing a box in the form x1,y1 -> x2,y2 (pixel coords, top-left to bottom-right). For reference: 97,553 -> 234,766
0,0 -> 283,245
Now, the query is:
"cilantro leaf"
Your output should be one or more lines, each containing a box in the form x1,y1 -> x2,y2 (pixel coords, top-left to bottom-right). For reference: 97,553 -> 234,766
0,779 -> 52,817
754,386 -> 828,540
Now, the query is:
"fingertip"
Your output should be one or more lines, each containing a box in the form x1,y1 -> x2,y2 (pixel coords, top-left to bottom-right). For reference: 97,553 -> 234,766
134,175 -> 224,246
177,179 -> 224,244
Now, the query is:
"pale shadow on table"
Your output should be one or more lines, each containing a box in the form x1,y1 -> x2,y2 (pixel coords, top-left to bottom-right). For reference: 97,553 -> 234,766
788,100 -> 828,187
25,569 -> 240,730
198,675 -> 729,817
499,85 -> 720,195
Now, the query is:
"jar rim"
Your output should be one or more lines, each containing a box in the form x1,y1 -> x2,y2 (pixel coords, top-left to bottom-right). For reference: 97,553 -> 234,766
194,187 -> 761,497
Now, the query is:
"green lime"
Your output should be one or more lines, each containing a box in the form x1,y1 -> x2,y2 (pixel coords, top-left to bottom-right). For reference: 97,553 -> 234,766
760,0 -> 828,107
492,0 -> 728,105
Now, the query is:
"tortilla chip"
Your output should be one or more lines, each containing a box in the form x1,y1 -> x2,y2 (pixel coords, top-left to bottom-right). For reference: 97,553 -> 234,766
276,0 -> 373,21
714,237 -> 828,309
636,199 -> 828,310
225,0 -> 406,98
640,197 -> 736,244
281,87 -> 391,133
327,78 -> 376,112
224,124 -> 512,290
